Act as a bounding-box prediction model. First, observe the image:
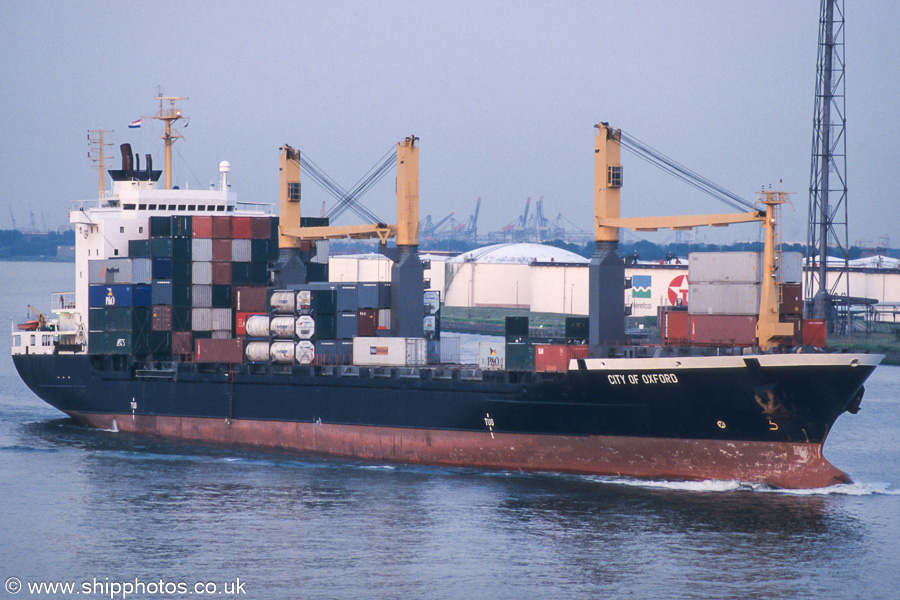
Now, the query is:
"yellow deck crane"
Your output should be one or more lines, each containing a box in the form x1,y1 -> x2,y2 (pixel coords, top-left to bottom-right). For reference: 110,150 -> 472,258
592,123 -> 794,352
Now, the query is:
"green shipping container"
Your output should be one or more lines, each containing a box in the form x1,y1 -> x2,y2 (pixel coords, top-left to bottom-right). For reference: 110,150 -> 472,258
150,238 -> 174,257
313,313 -> 337,340
172,261 -> 192,285
128,239 -> 151,258
505,342 -> 535,371
172,284 -> 192,307
172,237 -> 192,262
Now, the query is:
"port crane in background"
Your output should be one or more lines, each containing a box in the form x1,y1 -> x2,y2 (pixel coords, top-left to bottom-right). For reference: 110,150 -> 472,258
420,212 -> 454,241
445,197 -> 480,242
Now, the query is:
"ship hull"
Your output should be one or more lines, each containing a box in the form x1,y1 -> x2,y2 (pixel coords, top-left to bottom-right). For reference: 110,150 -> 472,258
13,352 -> 880,489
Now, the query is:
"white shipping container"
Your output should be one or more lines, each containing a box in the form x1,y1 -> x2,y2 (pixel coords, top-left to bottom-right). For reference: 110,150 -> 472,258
297,290 -> 313,314
211,330 -> 232,340
245,315 -> 270,337
192,238 -> 213,262
270,341 -> 295,363
780,252 -> 803,284
132,258 -> 152,284
231,239 -> 252,262
296,315 -> 315,339
689,252 -> 761,284
270,316 -> 296,338
245,341 -> 270,362
295,340 -> 315,365
424,291 -> 440,315
688,282 -> 760,315
88,258 -> 133,284
211,308 -> 232,330
192,261 -> 212,285
192,308 -> 213,331
352,337 -> 427,367
478,342 -> 506,370
270,290 -> 296,313
192,284 -> 212,307
377,308 -> 391,330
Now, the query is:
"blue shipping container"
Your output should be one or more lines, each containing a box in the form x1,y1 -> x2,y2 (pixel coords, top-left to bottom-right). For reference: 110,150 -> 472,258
89,284 -> 133,307
152,257 -> 173,280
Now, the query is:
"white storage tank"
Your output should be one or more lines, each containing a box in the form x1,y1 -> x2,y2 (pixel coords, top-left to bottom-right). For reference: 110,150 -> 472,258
245,315 -> 270,337
270,290 -> 296,313
245,341 -> 270,362
270,341 -> 295,363
270,316 -> 296,338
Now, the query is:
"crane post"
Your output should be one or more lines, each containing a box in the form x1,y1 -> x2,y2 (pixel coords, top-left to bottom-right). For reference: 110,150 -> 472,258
278,144 -> 302,249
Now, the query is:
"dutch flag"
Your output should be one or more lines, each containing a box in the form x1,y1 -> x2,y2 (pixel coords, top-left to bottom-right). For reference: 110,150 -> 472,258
128,119 -> 141,129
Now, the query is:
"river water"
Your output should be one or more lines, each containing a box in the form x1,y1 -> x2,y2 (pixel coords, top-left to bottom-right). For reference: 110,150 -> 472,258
1,261 -> 898,600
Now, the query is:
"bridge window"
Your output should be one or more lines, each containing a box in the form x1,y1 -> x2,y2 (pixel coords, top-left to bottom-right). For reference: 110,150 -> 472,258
289,182 -> 301,201
608,165 -> 623,188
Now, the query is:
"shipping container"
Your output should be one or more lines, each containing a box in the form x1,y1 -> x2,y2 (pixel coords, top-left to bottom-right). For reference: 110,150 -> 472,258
192,215 -> 212,238
689,252 -> 760,284
231,216 -> 252,239
231,239 -> 252,262
295,340 -> 315,365
128,239 -> 151,258
211,216 -> 232,239
250,262 -> 269,285
151,304 -> 173,331
211,308 -> 232,331
534,344 -> 571,373
88,307 -> 108,331
149,238 -> 173,257
659,308 -> 690,346
270,316 -> 296,338
211,239 -> 232,262
358,283 -> 378,309
191,238 -> 213,262
151,256 -> 173,280
234,285 -> 268,312
211,330 -> 232,340
133,284 -> 152,307
235,312 -> 265,336
306,262 -> 329,283
270,290 -> 296,313
192,261 -> 212,285
358,308 -> 377,337
506,342 -> 535,371
336,284 -> 359,313
172,238 -> 192,262
132,258 -> 152,284
245,341 -> 270,362
479,342 -> 506,370
565,317 -> 589,342
780,252 -> 803,284
172,284 -> 191,307
251,239 -> 270,263
171,331 -> 193,355
211,284 -> 232,308
352,337 -> 427,367
211,262 -> 232,285
270,341 -> 295,363
297,290 -> 313,314
315,340 -> 353,365
192,308 -> 213,331
194,338 -> 243,363
313,289 -> 336,314
172,261 -> 191,285
244,315 -> 270,337
505,316 -> 529,338
150,215 -> 172,238
88,258 -> 134,285
171,215 -> 192,238
779,283 -> 803,316
424,291 -> 440,315
690,314 -> 757,346
231,262 -> 252,285
689,282 -> 760,315
91,330 -> 138,355
802,319 -> 827,347
250,216 -> 272,239
313,313 -> 336,339
171,306 -> 192,332
192,285 -> 212,308
148,331 -> 171,356
89,284 -> 133,307
336,312 -> 358,340
377,308 -> 391,330
296,315 -> 315,339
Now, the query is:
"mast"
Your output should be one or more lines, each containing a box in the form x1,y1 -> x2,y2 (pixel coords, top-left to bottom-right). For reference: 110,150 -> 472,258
152,96 -> 188,189
87,129 -> 113,196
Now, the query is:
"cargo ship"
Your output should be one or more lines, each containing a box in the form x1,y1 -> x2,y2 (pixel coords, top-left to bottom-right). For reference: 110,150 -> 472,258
11,98 -> 882,489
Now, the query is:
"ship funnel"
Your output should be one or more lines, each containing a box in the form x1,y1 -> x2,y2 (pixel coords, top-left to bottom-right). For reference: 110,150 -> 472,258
135,153 -> 141,173
120,144 -> 133,171
146,154 -> 153,177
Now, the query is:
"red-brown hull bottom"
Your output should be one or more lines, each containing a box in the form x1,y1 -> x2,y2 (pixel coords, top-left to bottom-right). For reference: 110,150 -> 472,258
69,411 -> 851,490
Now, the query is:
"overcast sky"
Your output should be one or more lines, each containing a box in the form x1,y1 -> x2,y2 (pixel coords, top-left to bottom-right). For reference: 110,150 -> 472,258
1,1 -> 896,247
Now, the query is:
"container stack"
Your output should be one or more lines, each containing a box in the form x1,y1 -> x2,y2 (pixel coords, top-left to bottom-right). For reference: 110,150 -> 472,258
685,251 -> 762,347
88,214 -> 276,362
492,316 -> 587,373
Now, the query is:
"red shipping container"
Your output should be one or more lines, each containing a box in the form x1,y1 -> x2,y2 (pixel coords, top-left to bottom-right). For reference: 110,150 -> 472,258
566,345 -> 589,361
192,216 -> 213,238
232,216 -> 252,239
151,304 -> 173,331
535,344 -> 570,372
212,216 -> 232,239
195,338 -> 244,363
661,310 -> 690,346
358,308 -> 377,337
779,283 -> 803,316
802,319 -> 827,347
233,285 -> 268,312
211,239 -> 232,261
172,331 -> 193,355
211,262 -> 232,285
235,312 -> 266,336
690,314 -> 757,346
250,217 -> 272,239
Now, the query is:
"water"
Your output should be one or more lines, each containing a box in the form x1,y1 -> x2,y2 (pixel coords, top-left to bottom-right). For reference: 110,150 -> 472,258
1,261 -> 898,599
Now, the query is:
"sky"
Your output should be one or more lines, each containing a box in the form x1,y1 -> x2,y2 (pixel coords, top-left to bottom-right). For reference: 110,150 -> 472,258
1,1 -> 897,247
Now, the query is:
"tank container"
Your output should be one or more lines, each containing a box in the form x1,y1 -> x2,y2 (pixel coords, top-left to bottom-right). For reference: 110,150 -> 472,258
270,291 -> 296,313
270,316 -> 296,338
270,341 -> 295,363
244,315 -> 270,338
245,341 -> 270,362
295,340 -> 315,365
296,315 -> 315,339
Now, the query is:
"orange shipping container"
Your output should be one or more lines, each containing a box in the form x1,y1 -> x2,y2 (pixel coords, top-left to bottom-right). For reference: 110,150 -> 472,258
232,216 -> 252,239
661,310 -> 690,346
172,331 -> 193,355
690,314 -> 757,346
211,261 -> 232,285
192,216 -> 213,238
195,338 -> 244,363
535,344 -> 569,372
212,216 -> 232,239
802,319 -> 827,347
250,216 -> 272,239
233,285 -> 268,312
